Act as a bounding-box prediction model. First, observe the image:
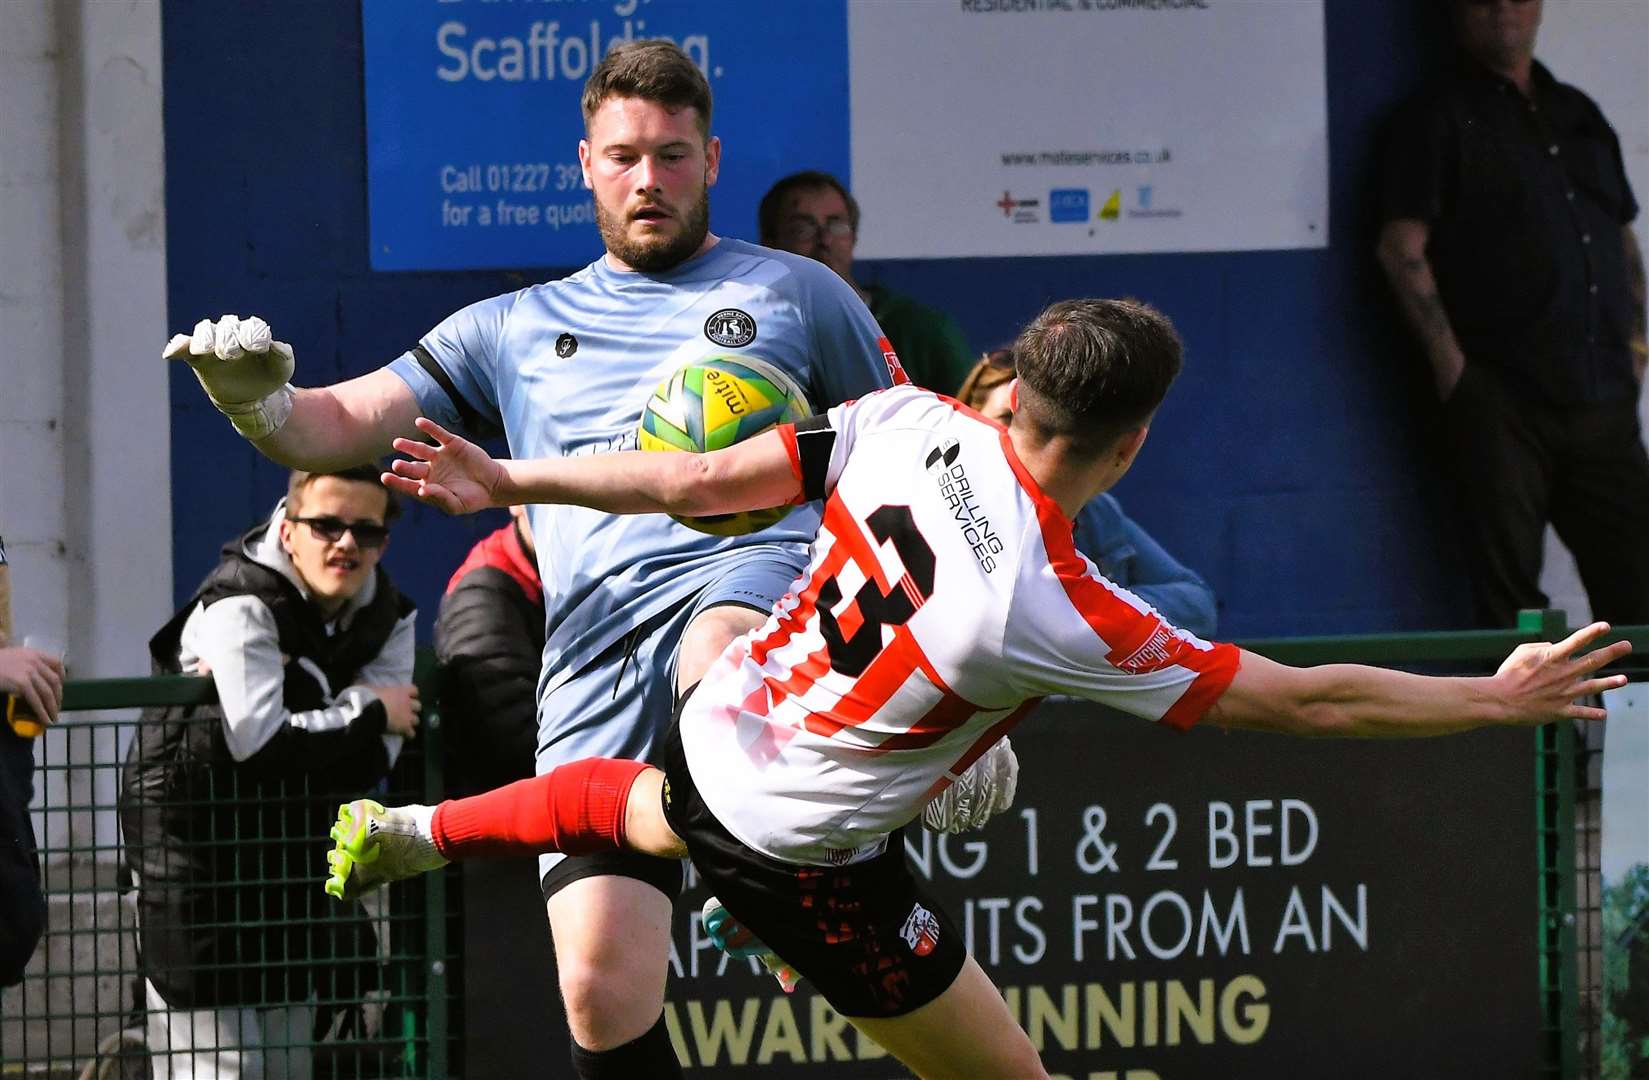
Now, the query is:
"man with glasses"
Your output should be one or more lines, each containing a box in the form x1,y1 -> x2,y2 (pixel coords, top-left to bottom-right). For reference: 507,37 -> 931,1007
760,170 -> 976,392
121,465 -> 419,1078
1377,0 -> 1649,628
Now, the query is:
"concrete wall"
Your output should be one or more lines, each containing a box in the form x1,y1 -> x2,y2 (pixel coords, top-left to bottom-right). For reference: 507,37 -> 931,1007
2,0 -> 174,672
0,0 -> 169,818
0,0 -> 167,1063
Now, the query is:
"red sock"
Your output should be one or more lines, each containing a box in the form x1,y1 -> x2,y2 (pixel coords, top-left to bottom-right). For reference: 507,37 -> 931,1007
430,758 -> 652,859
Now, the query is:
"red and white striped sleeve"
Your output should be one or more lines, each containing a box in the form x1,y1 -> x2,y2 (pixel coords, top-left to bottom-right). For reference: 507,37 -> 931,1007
1005,502 -> 1239,730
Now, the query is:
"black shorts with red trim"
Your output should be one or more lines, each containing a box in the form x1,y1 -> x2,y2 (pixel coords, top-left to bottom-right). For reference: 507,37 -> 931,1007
659,717 -> 966,1019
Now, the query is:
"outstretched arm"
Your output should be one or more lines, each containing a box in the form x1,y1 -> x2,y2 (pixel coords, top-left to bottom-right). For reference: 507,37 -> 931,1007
384,417 -> 803,518
167,315 -> 423,469
1208,622 -> 1629,737
260,373 -> 424,470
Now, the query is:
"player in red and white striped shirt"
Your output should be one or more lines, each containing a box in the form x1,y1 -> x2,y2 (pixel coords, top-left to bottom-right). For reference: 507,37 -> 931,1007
332,298 -> 1629,1080
676,375 -> 1236,869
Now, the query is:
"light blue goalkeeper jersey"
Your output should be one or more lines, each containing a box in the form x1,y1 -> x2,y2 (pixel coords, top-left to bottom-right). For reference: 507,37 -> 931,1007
388,238 -> 897,699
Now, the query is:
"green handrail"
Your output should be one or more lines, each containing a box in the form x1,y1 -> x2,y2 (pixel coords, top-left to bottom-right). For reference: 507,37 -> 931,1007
62,674 -> 216,711
57,610 -> 1642,715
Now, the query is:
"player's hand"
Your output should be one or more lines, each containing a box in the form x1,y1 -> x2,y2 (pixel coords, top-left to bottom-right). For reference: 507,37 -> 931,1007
370,684 -> 421,738
165,315 -> 295,407
1493,622 -> 1631,724
0,647 -> 65,727
921,737 -> 1019,833
386,417 -> 504,515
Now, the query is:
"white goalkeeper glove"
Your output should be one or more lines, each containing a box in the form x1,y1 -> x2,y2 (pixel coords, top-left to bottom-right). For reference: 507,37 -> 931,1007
165,314 -> 296,439
921,737 -> 1020,834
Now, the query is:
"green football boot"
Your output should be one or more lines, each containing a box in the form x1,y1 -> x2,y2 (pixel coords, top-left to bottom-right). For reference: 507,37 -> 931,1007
325,798 -> 448,901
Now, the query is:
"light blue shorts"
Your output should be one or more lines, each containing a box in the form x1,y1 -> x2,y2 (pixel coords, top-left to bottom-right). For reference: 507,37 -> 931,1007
533,550 -> 804,887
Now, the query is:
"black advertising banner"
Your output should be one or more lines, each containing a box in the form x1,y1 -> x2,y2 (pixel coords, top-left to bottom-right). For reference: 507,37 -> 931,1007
460,699 -> 1539,1078
657,701 -> 1539,1079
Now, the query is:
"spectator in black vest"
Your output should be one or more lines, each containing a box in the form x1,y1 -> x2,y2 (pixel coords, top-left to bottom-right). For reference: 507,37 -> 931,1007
1377,0 -> 1649,628
120,466 -> 419,1079
436,504 -> 543,793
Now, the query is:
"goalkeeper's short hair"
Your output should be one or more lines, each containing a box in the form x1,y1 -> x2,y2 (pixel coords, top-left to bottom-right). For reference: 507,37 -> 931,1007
581,40 -> 712,139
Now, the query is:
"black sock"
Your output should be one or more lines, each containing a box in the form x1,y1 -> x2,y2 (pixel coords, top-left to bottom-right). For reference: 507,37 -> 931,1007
569,1012 -> 681,1079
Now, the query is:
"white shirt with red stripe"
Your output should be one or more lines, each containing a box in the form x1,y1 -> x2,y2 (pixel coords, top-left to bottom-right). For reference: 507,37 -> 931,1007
678,384 -> 1239,866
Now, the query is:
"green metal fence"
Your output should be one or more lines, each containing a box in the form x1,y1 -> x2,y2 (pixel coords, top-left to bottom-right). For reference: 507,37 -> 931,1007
1243,609 -> 1639,1080
0,659 -> 452,1079
1,619 -> 1634,1078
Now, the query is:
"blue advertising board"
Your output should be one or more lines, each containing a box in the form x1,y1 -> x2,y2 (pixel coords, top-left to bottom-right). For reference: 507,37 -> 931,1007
362,0 -> 850,271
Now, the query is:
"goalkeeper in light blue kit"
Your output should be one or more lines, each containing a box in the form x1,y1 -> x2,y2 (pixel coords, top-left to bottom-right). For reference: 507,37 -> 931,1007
167,39 -> 1017,1079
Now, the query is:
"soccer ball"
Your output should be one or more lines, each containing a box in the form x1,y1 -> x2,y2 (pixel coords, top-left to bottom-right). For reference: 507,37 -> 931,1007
638,354 -> 812,536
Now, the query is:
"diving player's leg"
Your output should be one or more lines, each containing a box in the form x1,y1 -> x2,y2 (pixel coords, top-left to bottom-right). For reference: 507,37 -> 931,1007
845,957 -> 1047,1080
435,761 -> 681,859
621,767 -> 683,854
325,761 -> 683,899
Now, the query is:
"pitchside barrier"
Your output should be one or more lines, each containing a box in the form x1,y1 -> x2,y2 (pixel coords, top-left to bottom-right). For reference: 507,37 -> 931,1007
0,653 -> 450,1080
0,614 -> 1635,1079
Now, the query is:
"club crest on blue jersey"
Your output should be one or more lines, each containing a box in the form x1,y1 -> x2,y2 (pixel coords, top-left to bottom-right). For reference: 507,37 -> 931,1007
705,308 -> 757,348
555,332 -> 578,358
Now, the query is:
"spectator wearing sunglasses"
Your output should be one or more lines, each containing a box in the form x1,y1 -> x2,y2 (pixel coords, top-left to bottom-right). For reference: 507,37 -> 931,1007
760,170 -> 976,393
120,465 -> 419,1078
958,350 -> 1217,637
1377,0 -> 1649,627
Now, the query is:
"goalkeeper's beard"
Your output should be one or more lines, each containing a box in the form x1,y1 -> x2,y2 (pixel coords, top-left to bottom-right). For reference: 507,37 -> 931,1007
597,188 -> 712,273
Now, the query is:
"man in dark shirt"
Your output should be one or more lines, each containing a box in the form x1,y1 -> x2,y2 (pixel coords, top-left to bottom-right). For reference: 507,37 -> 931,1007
1377,0 -> 1649,628
759,171 -> 975,393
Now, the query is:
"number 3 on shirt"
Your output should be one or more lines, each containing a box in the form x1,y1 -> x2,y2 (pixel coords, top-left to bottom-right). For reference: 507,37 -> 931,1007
816,504 -> 936,678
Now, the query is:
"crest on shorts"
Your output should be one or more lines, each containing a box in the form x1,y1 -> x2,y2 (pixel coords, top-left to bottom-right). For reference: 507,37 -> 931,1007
900,902 -> 941,956
704,309 -> 757,348
555,332 -> 578,358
